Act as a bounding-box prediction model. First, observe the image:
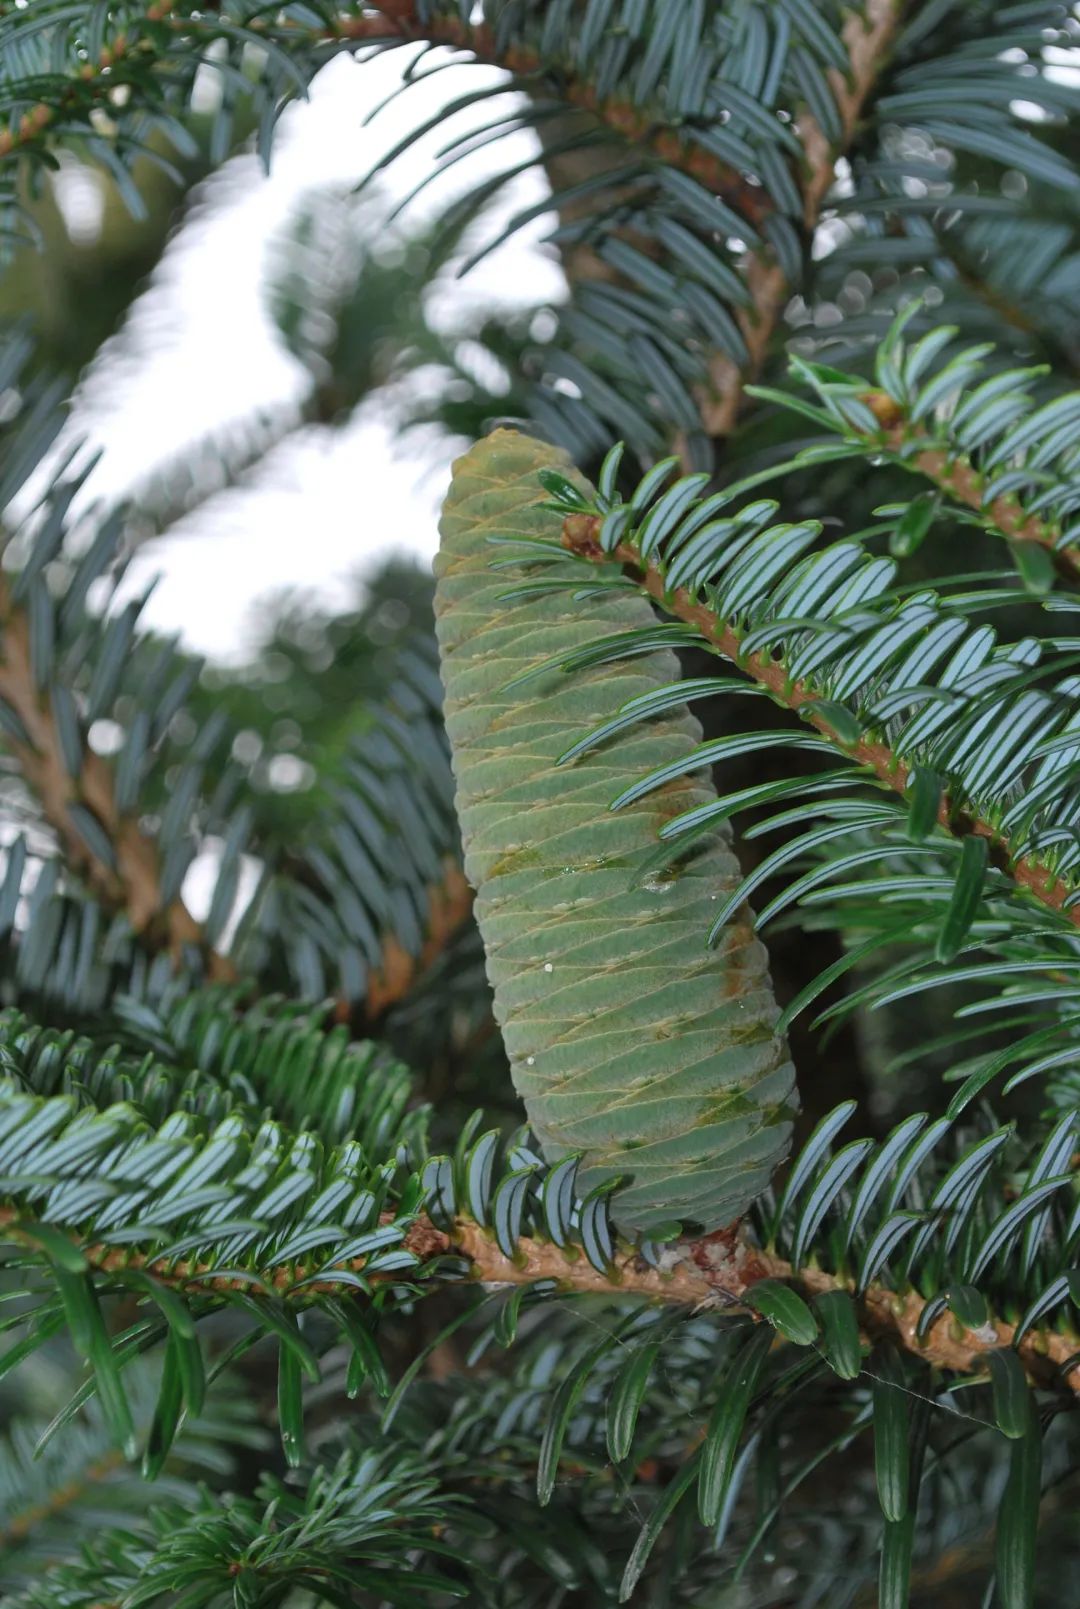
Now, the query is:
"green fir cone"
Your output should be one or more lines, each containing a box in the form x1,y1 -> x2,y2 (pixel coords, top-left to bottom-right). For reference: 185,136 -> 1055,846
435,431 -> 796,1234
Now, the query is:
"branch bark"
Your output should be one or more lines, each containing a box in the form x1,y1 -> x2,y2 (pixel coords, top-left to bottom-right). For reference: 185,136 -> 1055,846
0,578 -> 221,963
560,515 -> 1080,930
364,859 -> 473,1017
449,1221 -> 1080,1396
10,1209 -> 1075,1398
702,0 -> 903,437
1,5 -> 768,222
861,390 -> 1080,586
335,6 -> 773,219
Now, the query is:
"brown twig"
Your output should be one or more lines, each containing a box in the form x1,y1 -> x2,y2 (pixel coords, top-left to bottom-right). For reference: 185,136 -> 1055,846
452,1222 -> 1080,1394
364,859 -> 474,1017
860,390 -> 1080,586
0,4 -> 769,224
702,0 -> 903,437
560,514 -> 1080,929
7,1208 -> 1078,1397
0,1451 -> 123,1550
0,578 -> 225,964
0,548 -> 471,1001
333,6 -> 773,220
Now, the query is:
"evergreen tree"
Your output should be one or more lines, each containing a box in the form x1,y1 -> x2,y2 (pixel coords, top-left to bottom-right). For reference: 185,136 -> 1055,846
2,3 -> 1080,1604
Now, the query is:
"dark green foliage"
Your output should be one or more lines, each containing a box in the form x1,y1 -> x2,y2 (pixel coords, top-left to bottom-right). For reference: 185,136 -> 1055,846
355,1 -> 1080,464
7,5 -> 1077,462
0,987 -> 424,1147
534,428 -> 1080,1161
4,2 -> 1080,1605
0,983 -> 1076,1602
767,321 -> 1080,576
2,1446 -> 463,1608
538,430 -> 1080,893
0,1362 -> 264,1593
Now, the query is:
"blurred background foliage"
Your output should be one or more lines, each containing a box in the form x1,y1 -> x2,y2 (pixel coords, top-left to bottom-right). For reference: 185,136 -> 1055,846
1,24 -> 1069,1171
5,16 -> 1080,1601
0,62 -> 548,1148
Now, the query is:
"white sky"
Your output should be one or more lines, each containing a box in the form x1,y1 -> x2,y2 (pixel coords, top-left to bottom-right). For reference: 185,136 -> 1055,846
56,48 -> 564,660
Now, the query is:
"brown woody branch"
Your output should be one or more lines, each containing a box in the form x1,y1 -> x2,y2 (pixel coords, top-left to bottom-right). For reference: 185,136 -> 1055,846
336,4 -> 900,456
364,858 -> 474,1016
0,480 -> 467,1005
332,6 -> 773,221
451,1223 -> 1080,1395
560,514 -> 1080,929
1,4 -> 769,223
0,1450 -> 123,1550
702,0 -> 902,437
287,849 -> 473,1022
860,390 -> 1080,586
0,578 -> 224,964
8,1209 -> 1078,1397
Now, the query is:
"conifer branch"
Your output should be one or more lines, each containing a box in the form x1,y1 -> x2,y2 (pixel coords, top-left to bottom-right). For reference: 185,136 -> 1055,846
0,1450 -> 122,1551
861,389 -> 1080,586
702,0 -> 902,437
336,6 -> 773,220
0,577 -> 223,965
453,1223 -> 1080,1397
8,1207 -> 1078,1398
560,515 -> 1080,930
0,4 -> 769,222
0,1 -> 179,160
364,859 -> 473,1018
8,3 -> 1080,1593
122,397 -> 319,547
